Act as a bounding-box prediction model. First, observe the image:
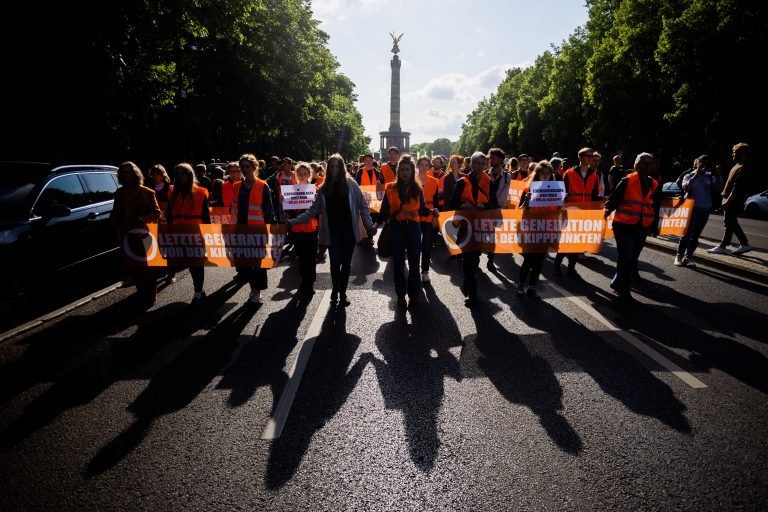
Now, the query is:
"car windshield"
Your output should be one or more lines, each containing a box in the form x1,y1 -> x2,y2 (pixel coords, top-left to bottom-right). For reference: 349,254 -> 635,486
0,166 -> 48,220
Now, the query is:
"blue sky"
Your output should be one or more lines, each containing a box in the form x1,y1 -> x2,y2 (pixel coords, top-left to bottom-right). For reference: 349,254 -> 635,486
311,0 -> 590,149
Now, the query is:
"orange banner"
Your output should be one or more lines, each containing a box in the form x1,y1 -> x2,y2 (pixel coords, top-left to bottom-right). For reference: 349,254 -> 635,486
210,206 -> 235,224
122,224 -> 287,268
563,199 -> 695,236
505,180 -> 528,209
360,184 -> 385,213
438,209 -> 606,254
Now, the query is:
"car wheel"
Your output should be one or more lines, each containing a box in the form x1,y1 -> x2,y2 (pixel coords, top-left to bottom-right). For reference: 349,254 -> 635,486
745,203 -> 760,218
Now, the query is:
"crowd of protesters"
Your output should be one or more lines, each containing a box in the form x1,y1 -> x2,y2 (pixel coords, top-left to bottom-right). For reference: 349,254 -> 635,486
112,142 -> 759,310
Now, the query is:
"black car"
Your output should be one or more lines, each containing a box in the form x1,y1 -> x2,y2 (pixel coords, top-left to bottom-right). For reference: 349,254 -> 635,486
0,162 -> 120,297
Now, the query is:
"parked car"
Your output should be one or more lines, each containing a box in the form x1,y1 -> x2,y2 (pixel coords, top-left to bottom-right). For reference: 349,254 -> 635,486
744,190 -> 768,218
661,181 -> 683,198
0,162 -> 120,298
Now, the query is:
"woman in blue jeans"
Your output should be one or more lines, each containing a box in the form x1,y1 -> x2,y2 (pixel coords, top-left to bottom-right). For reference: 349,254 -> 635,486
289,154 -> 374,306
376,154 -> 436,308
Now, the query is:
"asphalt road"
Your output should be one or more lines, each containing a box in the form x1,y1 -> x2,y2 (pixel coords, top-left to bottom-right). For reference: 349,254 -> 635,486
700,214 -> 768,251
0,235 -> 766,511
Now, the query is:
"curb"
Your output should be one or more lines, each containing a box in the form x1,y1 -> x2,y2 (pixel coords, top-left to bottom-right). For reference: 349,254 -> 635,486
0,281 -> 126,344
644,237 -> 768,284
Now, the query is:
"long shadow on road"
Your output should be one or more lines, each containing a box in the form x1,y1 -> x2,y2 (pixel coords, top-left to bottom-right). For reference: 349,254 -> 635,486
265,307 -> 368,489
0,281 -> 243,451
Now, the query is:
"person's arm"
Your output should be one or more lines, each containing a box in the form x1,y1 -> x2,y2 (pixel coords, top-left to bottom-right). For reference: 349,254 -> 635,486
200,195 -> 211,224
288,192 -> 323,226
591,172 -> 602,201
650,179 -> 662,235
682,171 -> 696,192
354,169 -> 363,185
353,182 -> 374,230
449,179 -> 466,210
519,191 -> 530,209
377,169 -> 385,185
378,191 -> 391,222
166,196 -> 174,224
262,184 -> 276,224
418,191 -> 431,217
604,177 -> 628,215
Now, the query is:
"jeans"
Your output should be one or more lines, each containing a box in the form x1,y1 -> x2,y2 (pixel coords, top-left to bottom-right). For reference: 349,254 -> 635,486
519,253 -> 545,286
420,222 -> 435,272
554,252 -> 577,271
677,208 -> 710,258
293,232 -> 318,286
719,202 -> 749,247
390,221 -> 422,298
611,222 -> 646,295
329,228 -> 356,294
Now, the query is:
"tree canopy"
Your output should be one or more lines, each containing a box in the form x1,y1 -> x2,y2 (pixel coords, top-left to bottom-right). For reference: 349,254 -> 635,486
3,0 -> 370,165
457,0 -> 768,174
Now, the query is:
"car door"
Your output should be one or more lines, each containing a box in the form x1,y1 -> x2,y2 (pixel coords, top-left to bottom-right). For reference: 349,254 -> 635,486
29,173 -> 92,271
80,171 -> 119,256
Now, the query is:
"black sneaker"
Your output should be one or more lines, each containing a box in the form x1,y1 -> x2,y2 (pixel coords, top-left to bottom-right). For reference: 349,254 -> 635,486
191,292 -> 207,305
339,294 -> 350,307
526,287 -> 539,299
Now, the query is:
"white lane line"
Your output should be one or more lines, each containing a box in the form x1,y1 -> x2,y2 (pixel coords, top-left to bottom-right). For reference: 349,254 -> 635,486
0,281 -> 125,344
261,289 -> 332,439
546,281 -> 708,389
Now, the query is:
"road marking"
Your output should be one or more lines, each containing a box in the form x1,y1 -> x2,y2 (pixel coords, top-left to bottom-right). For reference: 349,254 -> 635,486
0,281 -> 125,344
546,281 -> 708,389
261,289 -> 332,439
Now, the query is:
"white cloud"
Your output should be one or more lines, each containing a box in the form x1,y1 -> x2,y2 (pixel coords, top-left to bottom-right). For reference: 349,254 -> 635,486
404,63 -> 529,104
311,0 -> 388,24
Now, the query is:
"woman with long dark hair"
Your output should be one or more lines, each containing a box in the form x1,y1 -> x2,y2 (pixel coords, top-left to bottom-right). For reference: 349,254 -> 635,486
288,153 -> 374,306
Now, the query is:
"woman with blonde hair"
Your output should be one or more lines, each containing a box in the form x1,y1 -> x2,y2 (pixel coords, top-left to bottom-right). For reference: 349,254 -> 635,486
168,163 -> 211,304
289,154 -> 374,305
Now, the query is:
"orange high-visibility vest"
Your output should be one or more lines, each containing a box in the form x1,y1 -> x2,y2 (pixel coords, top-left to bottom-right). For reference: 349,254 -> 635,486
427,169 -> 445,206
459,172 -> 491,207
380,162 -> 397,184
292,182 -> 319,233
613,172 -> 657,227
222,181 -> 235,207
359,168 -> 379,186
563,168 -> 598,202
315,175 -> 324,186
419,174 -> 440,223
170,185 -> 208,224
231,179 -> 267,225
511,170 -> 528,181
385,183 -> 421,222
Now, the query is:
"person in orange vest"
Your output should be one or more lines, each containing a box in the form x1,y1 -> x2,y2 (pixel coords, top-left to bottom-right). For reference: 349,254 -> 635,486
111,161 -> 162,309
167,163 -> 211,304
554,147 -> 601,278
232,153 -> 277,303
442,154 -> 464,209
428,155 -> 447,210
220,161 -> 243,209
376,154 -> 435,308
448,151 -> 494,308
416,156 -> 441,283
355,153 -> 383,186
285,162 -> 320,294
517,160 -> 559,299
379,147 -> 399,184
604,152 -> 660,302
485,148 -> 512,271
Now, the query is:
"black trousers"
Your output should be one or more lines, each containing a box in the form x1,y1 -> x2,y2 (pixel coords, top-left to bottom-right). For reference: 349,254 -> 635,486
462,251 -> 481,299
554,252 -> 577,270
520,253 -> 546,286
293,232 -> 318,286
720,202 -> 749,247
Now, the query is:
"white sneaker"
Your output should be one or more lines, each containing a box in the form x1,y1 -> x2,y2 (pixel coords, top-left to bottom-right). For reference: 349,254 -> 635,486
249,289 -> 262,304
421,271 -> 430,283
674,256 -> 684,266
682,257 -> 696,268
731,244 -> 753,255
706,246 -> 730,255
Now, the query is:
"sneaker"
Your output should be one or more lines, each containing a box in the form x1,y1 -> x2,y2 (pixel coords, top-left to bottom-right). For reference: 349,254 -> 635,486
731,244 -> 753,255
165,274 -> 177,284
421,271 -> 430,283
249,289 -> 261,304
682,256 -> 696,268
486,260 -> 496,272
526,287 -> 539,299
464,296 -> 476,308
339,294 -> 350,307
706,246 -> 730,255
673,256 -> 684,267
567,269 -> 582,281
516,285 -> 526,297
191,291 -> 206,305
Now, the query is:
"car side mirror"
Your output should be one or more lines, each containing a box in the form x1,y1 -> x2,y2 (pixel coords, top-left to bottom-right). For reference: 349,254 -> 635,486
37,201 -> 72,219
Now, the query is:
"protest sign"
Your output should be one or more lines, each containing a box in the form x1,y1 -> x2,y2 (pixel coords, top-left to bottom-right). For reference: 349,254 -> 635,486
438,209 -> 606,255
122,223 -> 287,268
360,184 -> 385,213
281,184 -> 316,210
210,206 -> 234,224
529,181 -> 566,207
563,199 -> 695,236
505,180 -> 528,209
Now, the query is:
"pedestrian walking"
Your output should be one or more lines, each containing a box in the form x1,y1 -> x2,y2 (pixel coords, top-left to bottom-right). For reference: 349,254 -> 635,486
448,151 -> 493,308
604,152 -> 661,302
517,160 -> 557,298
167,163 -> 211,304
485,148 -> 511,271
148,164 -> 172,203
287,162 -> 319,294
675,155 -> 722,266
708,142 -> 755,255
415,156 -> 441,283
111,161 -> 162,308
442,155 -> 464,207
288,154 -> 375,306
231,154 -> 277,304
